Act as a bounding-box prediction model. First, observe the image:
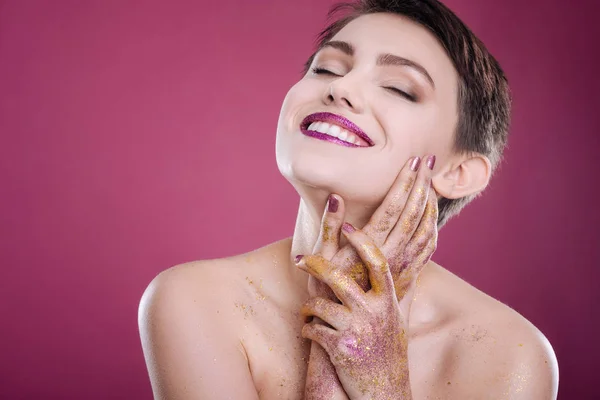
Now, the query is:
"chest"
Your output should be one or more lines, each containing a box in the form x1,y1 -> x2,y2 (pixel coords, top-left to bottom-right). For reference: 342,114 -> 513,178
243,312 -> 456,399
242,302 -> 310,400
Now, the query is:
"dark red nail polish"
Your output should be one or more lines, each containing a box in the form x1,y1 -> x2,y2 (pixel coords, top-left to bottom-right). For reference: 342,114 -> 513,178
328,195 -> 339,213
410,157 -> 421,172
295,255 -> 304,263
342,222 -> 355,234
426,155 -> 436,170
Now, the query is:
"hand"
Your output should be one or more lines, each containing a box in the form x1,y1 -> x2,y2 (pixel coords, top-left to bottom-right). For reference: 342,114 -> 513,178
310,155 -> 438,305
299,155 -> 438,399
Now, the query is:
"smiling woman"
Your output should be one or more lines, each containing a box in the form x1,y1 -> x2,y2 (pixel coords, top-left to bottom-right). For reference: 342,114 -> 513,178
138,0 -> 558,399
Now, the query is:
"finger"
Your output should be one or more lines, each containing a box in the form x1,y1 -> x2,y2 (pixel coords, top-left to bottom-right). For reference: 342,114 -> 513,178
312,194 -> 346,260
308,275 -> 337,300
407,185 -> 439,261
296,255 -> 367,310
301,297 -> 349,330
341,224 -> 395,295
363,156 -> 421,245
302,322 -> 338,355
329,249 -> 371,294
393,188 -> 439,297
384,154 -> 436,251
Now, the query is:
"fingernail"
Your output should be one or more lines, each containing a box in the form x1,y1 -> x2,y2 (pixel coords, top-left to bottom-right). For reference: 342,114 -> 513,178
426,155 -> 436,170
327,195 -> 339,213
342,222 -> 355,234
295,255 -> 304,263
410,157 -> 421,172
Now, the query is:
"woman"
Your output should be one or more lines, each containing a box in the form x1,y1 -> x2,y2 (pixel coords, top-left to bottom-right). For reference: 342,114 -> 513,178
139,0 -> 559,398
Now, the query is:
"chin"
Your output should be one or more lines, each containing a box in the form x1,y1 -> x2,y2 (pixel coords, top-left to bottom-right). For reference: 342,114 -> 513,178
275,124 -> 400,206
276,149 -> 388,207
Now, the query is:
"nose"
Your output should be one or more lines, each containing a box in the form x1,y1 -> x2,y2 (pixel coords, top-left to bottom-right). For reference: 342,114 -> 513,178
322,76 -> 365,113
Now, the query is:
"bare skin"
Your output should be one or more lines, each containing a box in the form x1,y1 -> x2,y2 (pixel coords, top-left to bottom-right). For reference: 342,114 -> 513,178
139,242 -> 557,399
139,12 -> 558,399
139,156 -> 558,399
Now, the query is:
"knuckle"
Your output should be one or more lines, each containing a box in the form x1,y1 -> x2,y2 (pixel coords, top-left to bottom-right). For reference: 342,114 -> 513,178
344,261 -> 368,285
400,213 -> 418,234
401,178 -> 414,193
313,297 -> 328,310
415,185 -> 428,204
324,212 -> 343,226
300,306 -> 311,317
306,255 -> 330,272
383,246 -> 403,267
399,257 -> 411,272
401,169 -> 415,185
301,324 -> 312,338
380,242 -> 393,258
368,249 -> 388,267
304,297 -> 317,308
384,203 -> 402,218
319,223 -> 336,243
413,237 -> 429,253
336,335 -> 360,357
330,266 -> 346,280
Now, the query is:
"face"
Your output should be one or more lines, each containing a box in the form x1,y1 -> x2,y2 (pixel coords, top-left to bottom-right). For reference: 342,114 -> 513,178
276,13 -> 459,206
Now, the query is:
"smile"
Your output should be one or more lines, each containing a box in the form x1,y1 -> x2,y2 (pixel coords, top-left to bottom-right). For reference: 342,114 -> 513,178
300,112 -> 374,148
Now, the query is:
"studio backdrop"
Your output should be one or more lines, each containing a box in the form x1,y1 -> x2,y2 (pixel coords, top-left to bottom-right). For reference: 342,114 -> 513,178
0,0 -> 598,398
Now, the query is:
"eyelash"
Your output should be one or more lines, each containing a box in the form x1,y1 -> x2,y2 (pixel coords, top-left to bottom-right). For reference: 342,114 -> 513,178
311,67 -> 337,76
311,67 -> 417,102
384,86 -> 417,102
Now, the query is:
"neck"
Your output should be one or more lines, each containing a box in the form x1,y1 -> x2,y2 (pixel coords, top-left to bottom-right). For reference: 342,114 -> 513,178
287,187 -> 377,292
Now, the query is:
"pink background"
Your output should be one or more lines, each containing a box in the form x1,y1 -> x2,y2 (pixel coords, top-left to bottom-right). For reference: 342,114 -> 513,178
1,0 -> 598,398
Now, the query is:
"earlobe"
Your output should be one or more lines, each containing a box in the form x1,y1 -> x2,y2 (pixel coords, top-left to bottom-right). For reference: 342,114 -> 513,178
432,154 -> 492,200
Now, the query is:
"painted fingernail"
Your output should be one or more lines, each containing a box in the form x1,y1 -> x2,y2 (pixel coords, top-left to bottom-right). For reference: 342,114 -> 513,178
327,195 -> 339,213
410,157 -> 421,172
426,155 -> 436,170
295,255 -> 304,263
342,222 -> 355,234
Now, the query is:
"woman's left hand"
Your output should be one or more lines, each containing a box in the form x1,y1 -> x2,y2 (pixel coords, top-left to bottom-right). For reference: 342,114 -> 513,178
296,189 -> 438,399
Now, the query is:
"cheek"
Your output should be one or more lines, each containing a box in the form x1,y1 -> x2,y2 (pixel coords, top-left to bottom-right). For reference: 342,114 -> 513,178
278,78 -> 320,123
382,103 -> 452,157
278,83 -> 301,131
343,155 -> 405,204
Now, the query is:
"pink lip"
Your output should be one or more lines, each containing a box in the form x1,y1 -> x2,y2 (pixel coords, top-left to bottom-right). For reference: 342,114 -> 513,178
300,112 -> 374,147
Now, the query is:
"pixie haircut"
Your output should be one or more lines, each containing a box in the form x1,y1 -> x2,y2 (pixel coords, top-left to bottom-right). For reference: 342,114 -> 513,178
304,0 -> 512,228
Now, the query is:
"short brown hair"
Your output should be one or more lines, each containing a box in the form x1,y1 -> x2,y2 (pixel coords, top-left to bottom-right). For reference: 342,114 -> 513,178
304,0 -> 512,228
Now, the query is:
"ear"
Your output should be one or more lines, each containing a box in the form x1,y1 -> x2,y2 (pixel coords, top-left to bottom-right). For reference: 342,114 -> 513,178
432,153 -> 492,199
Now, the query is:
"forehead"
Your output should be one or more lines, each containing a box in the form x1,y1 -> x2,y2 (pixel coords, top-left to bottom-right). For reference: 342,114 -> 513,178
330,13 -> 458,88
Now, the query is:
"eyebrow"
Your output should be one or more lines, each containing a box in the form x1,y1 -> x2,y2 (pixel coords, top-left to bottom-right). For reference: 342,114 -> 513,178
320,40 -> 436,89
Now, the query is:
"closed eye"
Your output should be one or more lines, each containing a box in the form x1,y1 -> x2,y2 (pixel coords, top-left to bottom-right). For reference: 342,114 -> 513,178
311,67 -> 340,77
311,67 -> 417,102
384,86 -> 417,102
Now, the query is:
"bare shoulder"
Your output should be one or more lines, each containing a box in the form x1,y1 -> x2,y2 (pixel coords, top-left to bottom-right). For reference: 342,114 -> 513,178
139,237 -> 292,320
137,239 -> 292,399
419,263 -> 559,399
140,253 -> 248,314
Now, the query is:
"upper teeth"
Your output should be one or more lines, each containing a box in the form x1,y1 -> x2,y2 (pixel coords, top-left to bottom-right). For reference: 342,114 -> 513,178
307,122 -> 360,145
